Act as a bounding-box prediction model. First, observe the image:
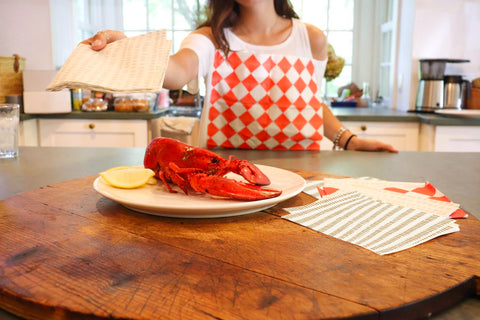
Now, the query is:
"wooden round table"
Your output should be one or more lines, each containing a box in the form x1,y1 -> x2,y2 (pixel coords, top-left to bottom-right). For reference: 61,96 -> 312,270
1,167 -> 479,319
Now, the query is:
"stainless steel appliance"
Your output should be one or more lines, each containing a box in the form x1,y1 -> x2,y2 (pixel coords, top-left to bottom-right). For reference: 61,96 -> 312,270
416,80 -> 444,110
415,59 -> 470,112
444,75 -> 471,109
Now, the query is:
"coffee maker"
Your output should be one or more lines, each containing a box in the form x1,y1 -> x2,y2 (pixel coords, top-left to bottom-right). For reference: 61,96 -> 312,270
415,59 -> 470,112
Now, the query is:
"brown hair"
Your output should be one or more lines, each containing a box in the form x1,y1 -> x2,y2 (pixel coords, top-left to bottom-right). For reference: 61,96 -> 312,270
199,0 -> 299,56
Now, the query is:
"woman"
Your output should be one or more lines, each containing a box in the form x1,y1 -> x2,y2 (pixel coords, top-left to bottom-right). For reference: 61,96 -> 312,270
83,0 -> 397,152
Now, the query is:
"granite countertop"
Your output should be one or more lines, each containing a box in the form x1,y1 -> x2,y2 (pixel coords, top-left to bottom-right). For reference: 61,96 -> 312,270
331,107 -> 420,122
20,106 -> 480,126
20,108 -> 169,121
331,107 -> 480,125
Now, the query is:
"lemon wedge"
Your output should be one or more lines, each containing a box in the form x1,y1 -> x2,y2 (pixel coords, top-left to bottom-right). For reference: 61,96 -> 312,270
100,168 -> 155,189
146,176 -> 158,185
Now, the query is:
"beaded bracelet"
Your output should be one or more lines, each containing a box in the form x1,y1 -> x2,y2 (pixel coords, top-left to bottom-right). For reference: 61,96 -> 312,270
343,134 -> 357,150
332,127 -> 348,150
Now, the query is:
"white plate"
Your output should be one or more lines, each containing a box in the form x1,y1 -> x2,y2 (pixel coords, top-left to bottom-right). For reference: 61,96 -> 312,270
434,109 -> 480,118
93,165 -> 305,218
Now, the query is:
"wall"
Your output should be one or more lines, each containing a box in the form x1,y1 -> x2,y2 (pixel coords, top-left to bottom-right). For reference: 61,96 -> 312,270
405,0 -> 480,110
0,0 -> 53,70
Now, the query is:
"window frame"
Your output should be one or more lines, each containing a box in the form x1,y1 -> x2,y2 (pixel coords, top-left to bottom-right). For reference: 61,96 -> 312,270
121,0 -> 207,52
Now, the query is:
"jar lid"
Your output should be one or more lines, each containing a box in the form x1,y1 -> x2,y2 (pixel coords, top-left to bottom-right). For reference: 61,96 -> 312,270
112,93 -> 157,98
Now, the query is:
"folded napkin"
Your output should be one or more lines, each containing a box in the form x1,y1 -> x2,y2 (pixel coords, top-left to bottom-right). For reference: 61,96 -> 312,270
47,30 -> 171,93
283,191 -> 459,255
304,178 -> 467,219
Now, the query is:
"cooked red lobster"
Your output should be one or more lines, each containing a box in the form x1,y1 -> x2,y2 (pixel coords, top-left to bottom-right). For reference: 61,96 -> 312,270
143,138 -> 282,200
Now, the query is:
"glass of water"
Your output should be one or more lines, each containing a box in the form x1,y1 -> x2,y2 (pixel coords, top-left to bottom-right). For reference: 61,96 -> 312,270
0,104 -> 20,159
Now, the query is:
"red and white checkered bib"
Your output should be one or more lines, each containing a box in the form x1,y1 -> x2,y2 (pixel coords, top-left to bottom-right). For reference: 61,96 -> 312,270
206,51 -> 325,150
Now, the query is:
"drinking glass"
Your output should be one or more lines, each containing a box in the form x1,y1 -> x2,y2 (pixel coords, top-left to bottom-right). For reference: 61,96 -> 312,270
0,104 -> 20,159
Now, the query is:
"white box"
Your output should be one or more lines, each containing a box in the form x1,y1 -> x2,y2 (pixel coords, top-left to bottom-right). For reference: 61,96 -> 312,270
23,70 -> 71,114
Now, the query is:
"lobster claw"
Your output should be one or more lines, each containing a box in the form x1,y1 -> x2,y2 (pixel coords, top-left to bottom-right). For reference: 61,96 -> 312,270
189,173 -> 281,201
231,159 -> 271,186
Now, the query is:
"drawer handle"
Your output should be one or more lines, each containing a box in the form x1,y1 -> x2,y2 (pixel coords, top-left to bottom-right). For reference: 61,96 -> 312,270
88,123 -> 95,129
360,125 -> 367,131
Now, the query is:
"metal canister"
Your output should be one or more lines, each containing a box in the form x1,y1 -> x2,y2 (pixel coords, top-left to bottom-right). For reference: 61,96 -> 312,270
71,88 -> 83,111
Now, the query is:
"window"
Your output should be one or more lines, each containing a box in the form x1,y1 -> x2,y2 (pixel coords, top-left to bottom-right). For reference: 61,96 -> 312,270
291,0 -> 354,98
122,0 -> 208,51
73,0 -> 123,43
73,0 -> 207,52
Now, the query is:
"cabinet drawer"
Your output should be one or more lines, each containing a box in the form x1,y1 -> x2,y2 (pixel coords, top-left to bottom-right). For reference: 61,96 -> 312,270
422,125 -> 480,152
321,121 -> 419,151
39,119 -> 148,147
19,119 -> 39,146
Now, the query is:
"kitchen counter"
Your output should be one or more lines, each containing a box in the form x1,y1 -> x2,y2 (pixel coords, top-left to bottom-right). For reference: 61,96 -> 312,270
417,112 -> 480,126
20,107 -> 480,126
332,107 -> 480,126
20,109 -> 169,121
0,147 -> 479,320
332,107 -> 420,122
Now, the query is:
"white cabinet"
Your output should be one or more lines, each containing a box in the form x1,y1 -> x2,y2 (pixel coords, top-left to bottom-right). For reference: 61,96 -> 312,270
419,124 -> 480,152
321,121 -> 419,151
19,119 -> 39,146
38,119 -> 150,147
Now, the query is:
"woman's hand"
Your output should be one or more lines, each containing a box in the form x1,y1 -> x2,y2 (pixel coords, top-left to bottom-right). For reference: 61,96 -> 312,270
80,30 -> 127,51
346,136 -> 398,153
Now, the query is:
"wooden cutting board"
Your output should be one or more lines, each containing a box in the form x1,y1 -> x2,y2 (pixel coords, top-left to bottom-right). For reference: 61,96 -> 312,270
0,171 -> 479,320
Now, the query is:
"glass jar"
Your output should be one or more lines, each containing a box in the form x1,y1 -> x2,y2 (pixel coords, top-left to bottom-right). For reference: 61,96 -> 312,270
113,96 -> 133,112
113,93 -> 156,112
81,97 -> 108,112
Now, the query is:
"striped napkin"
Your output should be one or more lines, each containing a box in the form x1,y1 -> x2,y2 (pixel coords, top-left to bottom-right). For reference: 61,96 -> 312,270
283,191 -> 459,255
284,178 -> 462,255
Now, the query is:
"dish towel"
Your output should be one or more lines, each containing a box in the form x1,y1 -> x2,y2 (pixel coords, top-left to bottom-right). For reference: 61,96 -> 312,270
160,116 -> 199,134
283,177 -> 463,255
47,30 -> 171,93
283,190 -> 459,255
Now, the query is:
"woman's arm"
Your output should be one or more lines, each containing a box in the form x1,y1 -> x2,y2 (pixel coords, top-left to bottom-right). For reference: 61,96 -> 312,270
162,49 -> 199,90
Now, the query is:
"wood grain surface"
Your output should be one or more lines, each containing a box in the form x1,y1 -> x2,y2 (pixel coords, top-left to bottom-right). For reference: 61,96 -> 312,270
0,170 -> 479,320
